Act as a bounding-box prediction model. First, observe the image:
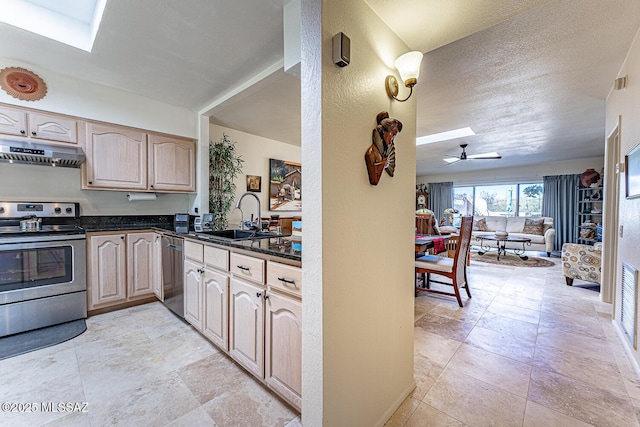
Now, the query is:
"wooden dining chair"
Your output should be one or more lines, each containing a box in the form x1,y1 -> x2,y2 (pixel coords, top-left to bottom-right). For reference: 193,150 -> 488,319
415,216 -> 473,307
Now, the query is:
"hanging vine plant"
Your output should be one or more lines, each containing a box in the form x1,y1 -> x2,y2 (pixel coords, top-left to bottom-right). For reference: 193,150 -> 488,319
209,133 -> 243,230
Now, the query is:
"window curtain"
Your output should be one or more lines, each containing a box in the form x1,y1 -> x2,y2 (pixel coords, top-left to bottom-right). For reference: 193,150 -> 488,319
542,174 -> 579,251
428,182 -> 454,222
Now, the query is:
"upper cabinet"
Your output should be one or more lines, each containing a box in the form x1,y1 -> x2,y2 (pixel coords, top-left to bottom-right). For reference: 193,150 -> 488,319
82,122 -> 196,193
83,123 -> 148,190
148,134 -> 196,192
0,104 -> 78,144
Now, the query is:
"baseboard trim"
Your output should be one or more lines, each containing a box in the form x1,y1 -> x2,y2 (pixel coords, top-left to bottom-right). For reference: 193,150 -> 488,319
374,380 -> 416,427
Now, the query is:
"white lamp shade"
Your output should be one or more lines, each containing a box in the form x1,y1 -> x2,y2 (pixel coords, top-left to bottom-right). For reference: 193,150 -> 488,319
394,51 -> 423,86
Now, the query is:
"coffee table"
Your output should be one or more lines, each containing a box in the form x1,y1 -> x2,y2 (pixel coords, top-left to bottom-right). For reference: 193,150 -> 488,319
475,234 -> 532,260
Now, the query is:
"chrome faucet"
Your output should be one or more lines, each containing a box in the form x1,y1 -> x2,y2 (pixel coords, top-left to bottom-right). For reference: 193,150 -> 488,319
235,192 -> 261,231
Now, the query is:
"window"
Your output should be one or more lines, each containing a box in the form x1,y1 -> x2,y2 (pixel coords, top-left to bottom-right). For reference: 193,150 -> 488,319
453,182 -> 543,217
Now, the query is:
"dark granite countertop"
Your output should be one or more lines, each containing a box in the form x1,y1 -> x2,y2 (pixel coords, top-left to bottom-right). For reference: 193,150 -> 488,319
80,215 -> 301,263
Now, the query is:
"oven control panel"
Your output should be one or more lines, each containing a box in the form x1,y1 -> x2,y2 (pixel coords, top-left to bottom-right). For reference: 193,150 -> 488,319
0,202 -> 79,218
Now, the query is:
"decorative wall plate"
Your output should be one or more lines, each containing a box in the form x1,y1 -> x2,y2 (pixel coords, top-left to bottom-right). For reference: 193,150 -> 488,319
0,67 -> 47,101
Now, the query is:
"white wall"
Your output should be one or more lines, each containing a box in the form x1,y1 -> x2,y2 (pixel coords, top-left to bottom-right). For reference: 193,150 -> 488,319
302,0 -> 416,424
417,157 -> 605,187
605,27 -> 640,369
209,124 -> 302,223
0,58 -> 197,216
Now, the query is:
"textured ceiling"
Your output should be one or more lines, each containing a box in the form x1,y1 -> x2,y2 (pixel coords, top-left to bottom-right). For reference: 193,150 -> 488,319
0,1 -> 639,174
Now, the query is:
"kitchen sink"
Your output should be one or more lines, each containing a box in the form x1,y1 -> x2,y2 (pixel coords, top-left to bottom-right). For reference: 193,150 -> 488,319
195,229 -> 283,241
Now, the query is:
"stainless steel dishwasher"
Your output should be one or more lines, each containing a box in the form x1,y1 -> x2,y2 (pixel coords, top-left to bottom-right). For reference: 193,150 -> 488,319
161,235 -> 184,318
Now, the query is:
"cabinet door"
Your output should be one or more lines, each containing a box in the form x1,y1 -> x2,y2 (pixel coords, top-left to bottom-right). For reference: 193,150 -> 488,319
83,123 -> 148,190
229,277 -> 265,377
184,259 -> 204,330
265,291 -> 302,410
152,233 -> 163,300
148,135 -> 196,192
203,267 -> 229,350
28,112 -> 77,143
127,232 -> 155,299
88,234 -> 127,309
0,105 -> 27,137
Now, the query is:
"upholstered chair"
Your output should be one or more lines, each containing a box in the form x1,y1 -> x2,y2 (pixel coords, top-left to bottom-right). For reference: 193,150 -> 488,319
561,242 -> 602,286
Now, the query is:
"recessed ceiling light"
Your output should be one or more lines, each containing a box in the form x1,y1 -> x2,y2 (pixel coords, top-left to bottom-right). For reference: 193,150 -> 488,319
0,0 -> 107,52
416,127 -> 476,145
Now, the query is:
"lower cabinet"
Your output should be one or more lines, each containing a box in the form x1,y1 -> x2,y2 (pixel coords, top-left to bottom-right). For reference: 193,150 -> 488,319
87,231 -> 157,310
182,240 -> 301,411
152,232 -> 163,300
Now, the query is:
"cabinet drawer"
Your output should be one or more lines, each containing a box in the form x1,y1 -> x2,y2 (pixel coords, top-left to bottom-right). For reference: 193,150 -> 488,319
267,261 -> 302,297
204,245 -> 229,271
230,253 -> 265,284
184,240 -> 204,263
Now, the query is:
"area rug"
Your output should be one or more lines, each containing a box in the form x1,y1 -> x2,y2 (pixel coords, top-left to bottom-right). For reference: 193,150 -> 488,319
0,319 -> 86,361
470,251 -> 556,267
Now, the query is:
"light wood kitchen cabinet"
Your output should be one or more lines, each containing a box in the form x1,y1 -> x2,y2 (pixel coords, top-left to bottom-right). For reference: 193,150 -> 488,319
184,258 -> 204,330
203,267 -> 229,350
152,232 -> 163,300
88,233 -> 127,308
82,122 -> 196,193
82,122 -> 148,190
0,104 -> 77,143
127,232 -> 156,298
87,231 -> 156,311
148,134 -> 196,192
229,276 -> 265,378
265,261 -> 302,410
265,290 -> 302,410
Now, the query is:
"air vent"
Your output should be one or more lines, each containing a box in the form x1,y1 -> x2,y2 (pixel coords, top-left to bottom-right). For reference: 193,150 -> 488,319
621,262 -> 638,349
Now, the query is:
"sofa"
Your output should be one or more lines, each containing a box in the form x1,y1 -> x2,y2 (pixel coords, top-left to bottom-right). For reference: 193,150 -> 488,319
471,216 -> 556,256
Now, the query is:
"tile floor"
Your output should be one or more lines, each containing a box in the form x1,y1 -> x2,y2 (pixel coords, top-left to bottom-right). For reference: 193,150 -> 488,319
1,253 -> 639,426
386,252 -> 640,427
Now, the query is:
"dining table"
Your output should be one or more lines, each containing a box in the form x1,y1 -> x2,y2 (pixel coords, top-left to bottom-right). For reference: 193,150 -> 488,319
415,234 -> 449,255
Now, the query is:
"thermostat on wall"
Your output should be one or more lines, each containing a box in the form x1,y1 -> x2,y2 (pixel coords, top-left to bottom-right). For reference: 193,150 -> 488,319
333,32 -> 350,67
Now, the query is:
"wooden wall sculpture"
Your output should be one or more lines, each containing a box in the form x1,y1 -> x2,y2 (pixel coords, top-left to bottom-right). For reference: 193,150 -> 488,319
364,111 -> 403,185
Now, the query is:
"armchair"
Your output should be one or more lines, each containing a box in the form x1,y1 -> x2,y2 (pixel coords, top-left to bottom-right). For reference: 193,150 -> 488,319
561,242 -> 602,286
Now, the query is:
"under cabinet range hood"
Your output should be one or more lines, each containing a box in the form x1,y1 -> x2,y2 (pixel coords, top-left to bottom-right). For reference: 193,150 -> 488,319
0,139 -> 85,168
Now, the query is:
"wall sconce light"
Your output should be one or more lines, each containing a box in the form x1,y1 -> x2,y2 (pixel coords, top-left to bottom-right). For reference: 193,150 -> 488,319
385,51 -> 423,102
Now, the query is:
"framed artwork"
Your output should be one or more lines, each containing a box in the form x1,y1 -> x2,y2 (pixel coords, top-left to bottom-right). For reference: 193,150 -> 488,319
625,143 -> 640,199
269,158 -> 302,211
246,175 -> 261,192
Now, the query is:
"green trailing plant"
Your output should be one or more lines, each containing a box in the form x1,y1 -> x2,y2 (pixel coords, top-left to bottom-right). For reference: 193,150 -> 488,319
209,134 -> 243,230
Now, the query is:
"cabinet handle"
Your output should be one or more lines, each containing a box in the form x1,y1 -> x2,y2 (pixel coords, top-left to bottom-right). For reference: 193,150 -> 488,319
88,181 -> 93,185
150,185 -> 154,188
237,265 -> 250,272
263,294 -> 269,300
256,292 -> 262,298
278,277 -> 296,286
120,236 -> 125,240
20,130 -> 26,134
31,131 -> 36,136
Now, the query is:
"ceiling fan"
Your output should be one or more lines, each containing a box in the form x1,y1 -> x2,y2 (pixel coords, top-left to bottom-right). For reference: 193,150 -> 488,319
443,144 -> 502,164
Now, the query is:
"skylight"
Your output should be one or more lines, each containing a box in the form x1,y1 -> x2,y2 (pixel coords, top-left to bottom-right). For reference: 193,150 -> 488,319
416,127 -> 476,146
0,0 -> 107,52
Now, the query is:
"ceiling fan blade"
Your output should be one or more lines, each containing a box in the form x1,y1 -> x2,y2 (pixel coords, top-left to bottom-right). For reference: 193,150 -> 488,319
467,152 -> 501,159
443,157 -> 460,164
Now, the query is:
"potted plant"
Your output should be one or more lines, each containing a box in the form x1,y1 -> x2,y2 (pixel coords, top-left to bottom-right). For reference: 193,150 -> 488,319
209,134 -> 243,230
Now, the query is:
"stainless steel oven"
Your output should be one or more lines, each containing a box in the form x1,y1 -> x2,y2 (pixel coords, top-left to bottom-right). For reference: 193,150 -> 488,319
0,202 -> 86,337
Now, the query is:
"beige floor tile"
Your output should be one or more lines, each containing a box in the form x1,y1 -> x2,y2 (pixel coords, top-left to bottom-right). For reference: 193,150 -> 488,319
414,313 -> 475,342
464,325 -> 536,364
486,300 -> 540,325
538,310 -> 606,340
475,311 -> 538,341
404,401 -> 467,427
533,344 -> 628,397
86,370 -> 200,427
535,326 -> 616,363
522,401 -> 594,427
165,406 -> 218,426
447,343 -> 532,397
529,366 -> 639,427
423,369 -> 526,427
414,327 -> 462,366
